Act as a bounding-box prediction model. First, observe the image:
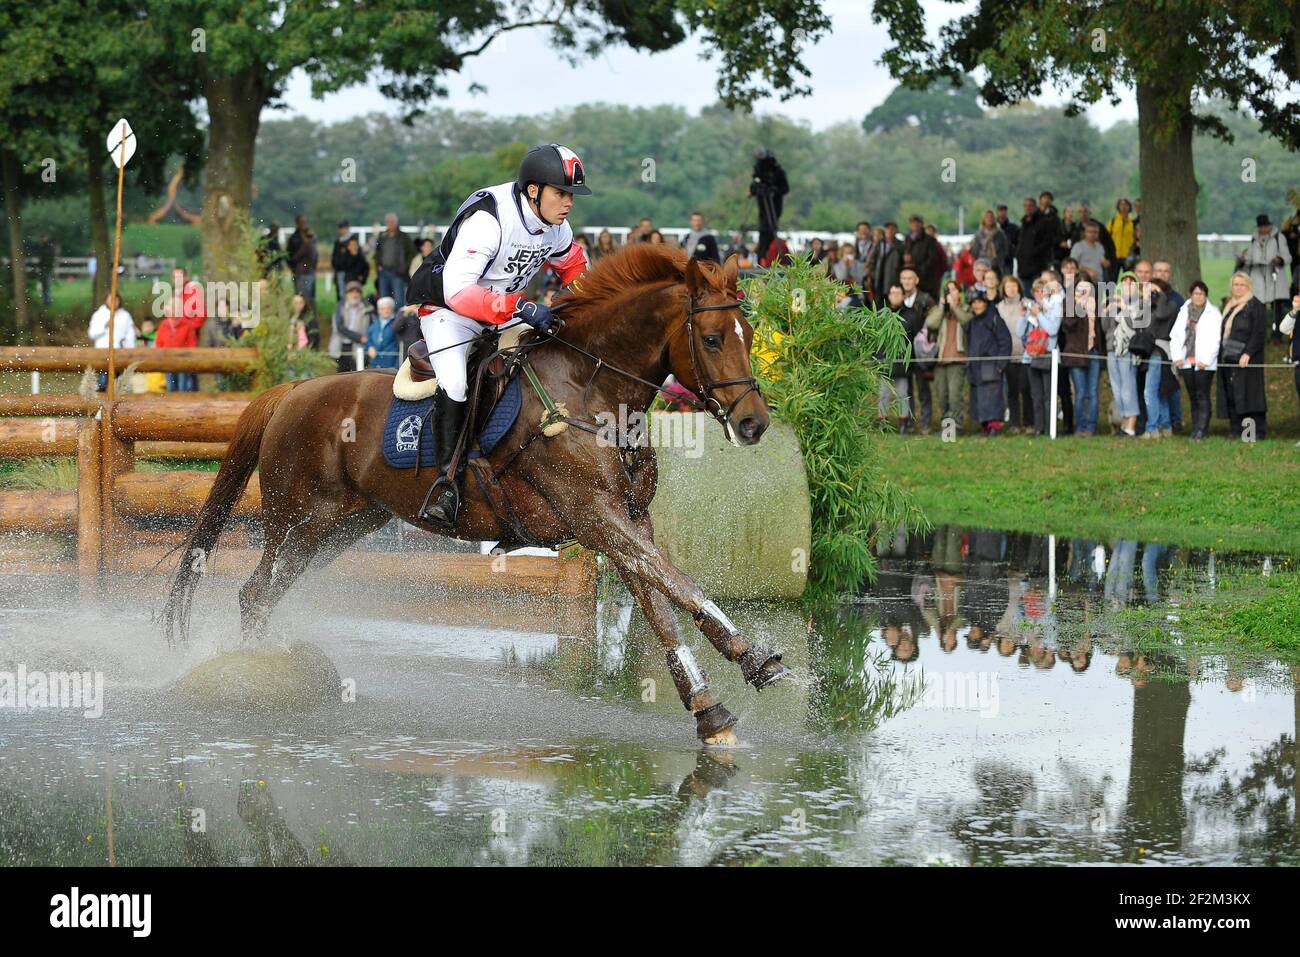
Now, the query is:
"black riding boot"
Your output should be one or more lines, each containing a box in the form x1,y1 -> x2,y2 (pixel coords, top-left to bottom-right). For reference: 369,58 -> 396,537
419,390 -> 469,527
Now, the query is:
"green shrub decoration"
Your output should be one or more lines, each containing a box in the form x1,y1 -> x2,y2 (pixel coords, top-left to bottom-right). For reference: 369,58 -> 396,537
741,256 -> 927,598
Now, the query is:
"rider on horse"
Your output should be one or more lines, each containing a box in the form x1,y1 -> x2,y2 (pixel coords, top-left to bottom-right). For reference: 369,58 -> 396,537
405,143 -> 591,526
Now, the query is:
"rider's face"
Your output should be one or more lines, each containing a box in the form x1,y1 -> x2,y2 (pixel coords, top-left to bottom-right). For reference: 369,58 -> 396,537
532,184 -> 573,223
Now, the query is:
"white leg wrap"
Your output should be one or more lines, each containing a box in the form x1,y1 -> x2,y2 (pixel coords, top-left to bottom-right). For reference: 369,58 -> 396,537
698,599 -> 739,636
667,645 -> 708,699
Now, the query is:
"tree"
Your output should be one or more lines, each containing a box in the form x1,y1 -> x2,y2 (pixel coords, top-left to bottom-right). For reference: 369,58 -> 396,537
863,75 -> 983,136
0,149 -> 36,338
77,9 -> 204,305
401,143 -> 529,220
155,0 -> 830,283
0,0 -> 202,328
872,0 -> 1300,291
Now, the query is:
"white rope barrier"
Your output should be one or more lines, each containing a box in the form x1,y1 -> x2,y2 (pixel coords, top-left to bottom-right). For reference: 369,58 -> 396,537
926,351 -> 1295,368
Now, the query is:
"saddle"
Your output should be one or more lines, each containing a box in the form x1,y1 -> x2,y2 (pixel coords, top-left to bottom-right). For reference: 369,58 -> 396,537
386,324 -> 539,473
396,325 -> 527,446
386,320 -> 556,547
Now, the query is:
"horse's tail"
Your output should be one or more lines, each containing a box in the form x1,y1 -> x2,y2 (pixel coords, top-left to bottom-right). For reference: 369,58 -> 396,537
161,382 -> 297,646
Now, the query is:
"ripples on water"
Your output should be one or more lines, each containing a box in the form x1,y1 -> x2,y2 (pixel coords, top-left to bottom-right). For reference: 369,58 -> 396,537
0,526 -> 1295,866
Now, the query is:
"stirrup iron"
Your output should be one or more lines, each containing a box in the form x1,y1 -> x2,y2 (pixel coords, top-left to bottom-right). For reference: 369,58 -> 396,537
419,475 -> 461,527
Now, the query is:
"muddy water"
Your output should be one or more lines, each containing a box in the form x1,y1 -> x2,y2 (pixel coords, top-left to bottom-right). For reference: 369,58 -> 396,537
0,527 -> 1295,866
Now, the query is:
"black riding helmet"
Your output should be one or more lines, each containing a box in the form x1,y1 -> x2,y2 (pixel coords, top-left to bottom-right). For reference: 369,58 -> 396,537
517,144 -> 592,197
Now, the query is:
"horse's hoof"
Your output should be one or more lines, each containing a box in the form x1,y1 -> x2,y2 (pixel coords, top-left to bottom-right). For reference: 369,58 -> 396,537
753,659 -> 793,690
739,645 -> 790,690
694,702 -> 737,744
702,727 -> 738,747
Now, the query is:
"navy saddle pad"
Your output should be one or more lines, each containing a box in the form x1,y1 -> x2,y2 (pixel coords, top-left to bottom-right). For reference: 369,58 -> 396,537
382,377 -> 522,469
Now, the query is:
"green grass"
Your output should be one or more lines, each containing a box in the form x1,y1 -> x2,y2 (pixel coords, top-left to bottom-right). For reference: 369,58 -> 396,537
1199,255 -> 1236,304
0,456 -> 219,491
884,432 -> 1300,553
120,223 -> 203,270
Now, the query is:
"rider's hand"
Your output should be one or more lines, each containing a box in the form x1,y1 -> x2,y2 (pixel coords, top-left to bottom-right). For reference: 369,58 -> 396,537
514,299 -> 554,334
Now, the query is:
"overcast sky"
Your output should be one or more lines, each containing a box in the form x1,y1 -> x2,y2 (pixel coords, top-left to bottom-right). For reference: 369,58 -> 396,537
281,0 -> 1137,131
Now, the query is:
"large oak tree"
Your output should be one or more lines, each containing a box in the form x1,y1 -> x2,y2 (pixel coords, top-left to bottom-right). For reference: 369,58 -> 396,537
155,0 -> 829,282
0,0 -> 202,330
872,0 -> 1300,291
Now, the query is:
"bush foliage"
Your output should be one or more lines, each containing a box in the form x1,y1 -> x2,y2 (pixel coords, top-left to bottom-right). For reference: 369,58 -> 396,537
742,256 -> 926,598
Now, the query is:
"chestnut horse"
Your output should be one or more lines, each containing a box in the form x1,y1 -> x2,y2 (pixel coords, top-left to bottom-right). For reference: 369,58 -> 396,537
162,244 -> 790,743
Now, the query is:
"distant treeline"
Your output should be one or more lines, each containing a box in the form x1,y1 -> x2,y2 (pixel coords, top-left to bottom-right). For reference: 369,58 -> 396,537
23,98 -> 1300,256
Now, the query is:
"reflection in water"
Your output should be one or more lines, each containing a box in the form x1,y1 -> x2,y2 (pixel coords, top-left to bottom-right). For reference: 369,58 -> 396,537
0,526 -> 1296,865
1122,656 -> 1191,858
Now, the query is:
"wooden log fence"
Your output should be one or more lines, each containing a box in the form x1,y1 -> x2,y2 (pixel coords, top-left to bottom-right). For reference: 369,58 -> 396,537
0,351 -> 595,601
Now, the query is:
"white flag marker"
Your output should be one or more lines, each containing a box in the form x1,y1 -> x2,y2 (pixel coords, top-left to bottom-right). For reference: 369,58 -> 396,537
103,117 -> 136,410
106,118 -> 136,169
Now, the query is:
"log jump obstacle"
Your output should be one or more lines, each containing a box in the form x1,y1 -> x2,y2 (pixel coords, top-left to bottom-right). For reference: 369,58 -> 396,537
0,348 -> 597,601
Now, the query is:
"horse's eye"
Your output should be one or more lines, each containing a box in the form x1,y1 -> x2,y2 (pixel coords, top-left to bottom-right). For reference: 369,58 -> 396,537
703,335 -> 721,349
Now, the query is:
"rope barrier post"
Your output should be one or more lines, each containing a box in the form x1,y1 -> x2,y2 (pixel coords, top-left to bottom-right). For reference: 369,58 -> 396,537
1049,346 -> 1059,439
1048,534 -> 1057,604
354,344 -> 365,371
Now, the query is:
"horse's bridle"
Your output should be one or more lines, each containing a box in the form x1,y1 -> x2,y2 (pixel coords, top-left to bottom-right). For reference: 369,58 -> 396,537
529,288 -> 765,433
671,292 -> 764,430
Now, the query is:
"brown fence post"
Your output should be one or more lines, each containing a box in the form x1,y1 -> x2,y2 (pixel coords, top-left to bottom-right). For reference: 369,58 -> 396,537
77,417 -> 102,586
99,404 -> 135,574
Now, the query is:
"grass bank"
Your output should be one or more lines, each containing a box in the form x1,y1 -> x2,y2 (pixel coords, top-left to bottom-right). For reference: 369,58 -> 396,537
884,433 -> 1300,553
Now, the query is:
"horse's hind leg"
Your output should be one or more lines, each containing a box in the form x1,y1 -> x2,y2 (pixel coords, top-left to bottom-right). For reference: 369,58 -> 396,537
240,495 -> 394,642
238,505 -> 339,643
615,565 -> 738,745
309,504 -> 393,570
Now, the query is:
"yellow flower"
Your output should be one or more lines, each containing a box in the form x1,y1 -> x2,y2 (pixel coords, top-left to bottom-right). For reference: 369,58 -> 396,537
753,328 -> 787,380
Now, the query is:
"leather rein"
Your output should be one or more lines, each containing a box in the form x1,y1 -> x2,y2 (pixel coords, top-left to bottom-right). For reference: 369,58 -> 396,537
532,290 -> 765,432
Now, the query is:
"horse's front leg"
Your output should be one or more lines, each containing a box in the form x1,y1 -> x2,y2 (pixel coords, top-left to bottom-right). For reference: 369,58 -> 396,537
578,502 -> 791,694
614,560 -> 739,745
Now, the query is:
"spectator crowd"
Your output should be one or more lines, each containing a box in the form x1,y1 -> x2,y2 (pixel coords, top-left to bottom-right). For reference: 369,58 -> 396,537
85,194 -> 1300,438
849,196 -> 1299,441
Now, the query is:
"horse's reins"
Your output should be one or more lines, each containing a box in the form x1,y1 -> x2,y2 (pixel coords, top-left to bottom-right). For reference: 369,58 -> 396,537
675,294 -> 764,428
534,291 -> 764,432
424,290 -> 763,433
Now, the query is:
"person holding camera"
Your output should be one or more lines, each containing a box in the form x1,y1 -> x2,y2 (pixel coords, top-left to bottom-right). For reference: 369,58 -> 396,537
1017,277 -> 1064,436
926,281 -> 973,434
748,147 -> 789,266
1238,213 -> 1292,345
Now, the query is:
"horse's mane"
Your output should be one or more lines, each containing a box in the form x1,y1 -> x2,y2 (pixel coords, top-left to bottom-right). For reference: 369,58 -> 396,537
557,243 -> 729,321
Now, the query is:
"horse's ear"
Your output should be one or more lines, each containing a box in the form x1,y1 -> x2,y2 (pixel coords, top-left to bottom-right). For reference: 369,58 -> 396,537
722,254 -> 739,291
684,256 -> 704,297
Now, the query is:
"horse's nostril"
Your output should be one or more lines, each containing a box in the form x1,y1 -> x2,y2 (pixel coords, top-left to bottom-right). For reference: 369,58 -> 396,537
739,417 -> 759,439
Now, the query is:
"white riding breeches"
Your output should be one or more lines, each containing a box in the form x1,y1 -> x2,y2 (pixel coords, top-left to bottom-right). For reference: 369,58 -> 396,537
419,308 -> 484,402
